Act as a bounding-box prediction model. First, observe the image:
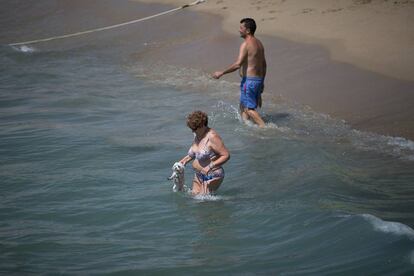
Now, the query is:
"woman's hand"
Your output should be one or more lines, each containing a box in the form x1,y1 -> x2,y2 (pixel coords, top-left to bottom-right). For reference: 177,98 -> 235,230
200,165 -> 211,175
178,155 -> 193,167
192,159 -> 211,175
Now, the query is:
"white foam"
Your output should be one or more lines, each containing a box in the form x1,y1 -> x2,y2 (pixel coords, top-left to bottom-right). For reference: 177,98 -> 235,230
192,193 -> 226,202
264,122 -> 291,133
143,42 -> 159,47
13,45 -> 36,53
361,214 -> 414,240
128,61 -> 414,161
387,137 -> 414,149
128,62 -> 237,96
386,137 -> 414,157
351,130 -> 414,161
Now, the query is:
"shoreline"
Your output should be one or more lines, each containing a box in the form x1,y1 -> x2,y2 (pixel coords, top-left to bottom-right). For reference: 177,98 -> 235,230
132,0 -> 414,140
135,0 -> 414,82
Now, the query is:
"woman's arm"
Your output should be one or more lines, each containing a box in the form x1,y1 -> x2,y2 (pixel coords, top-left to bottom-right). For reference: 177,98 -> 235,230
179,155 -> 193,166
207,131 -> 230,169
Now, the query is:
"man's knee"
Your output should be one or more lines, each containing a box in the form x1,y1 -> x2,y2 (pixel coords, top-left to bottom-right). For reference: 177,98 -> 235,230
246,108 -> 258,116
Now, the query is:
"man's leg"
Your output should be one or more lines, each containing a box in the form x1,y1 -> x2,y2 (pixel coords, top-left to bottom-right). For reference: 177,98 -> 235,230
239,102 -> 250,123
247,108 -> 265,127
241,78 -> 265,127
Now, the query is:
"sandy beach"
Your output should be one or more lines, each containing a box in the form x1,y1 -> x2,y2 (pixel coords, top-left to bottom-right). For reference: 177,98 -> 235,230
134,0 -> 414,140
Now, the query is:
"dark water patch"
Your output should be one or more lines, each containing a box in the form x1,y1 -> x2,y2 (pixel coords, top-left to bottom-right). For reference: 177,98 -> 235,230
262,112 -> 291,123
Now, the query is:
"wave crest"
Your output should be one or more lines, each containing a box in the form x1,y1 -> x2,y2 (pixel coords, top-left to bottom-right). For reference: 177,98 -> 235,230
361,214 -> 414,240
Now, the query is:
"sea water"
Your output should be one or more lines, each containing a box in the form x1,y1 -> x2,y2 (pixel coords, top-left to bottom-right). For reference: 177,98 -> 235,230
1,0 -> 414,274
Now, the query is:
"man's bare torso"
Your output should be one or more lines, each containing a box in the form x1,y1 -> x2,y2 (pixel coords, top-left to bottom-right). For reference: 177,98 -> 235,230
240,36 -> 266,78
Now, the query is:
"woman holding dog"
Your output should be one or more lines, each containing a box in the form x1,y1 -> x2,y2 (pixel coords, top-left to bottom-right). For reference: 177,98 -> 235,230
178,111 -> 230,195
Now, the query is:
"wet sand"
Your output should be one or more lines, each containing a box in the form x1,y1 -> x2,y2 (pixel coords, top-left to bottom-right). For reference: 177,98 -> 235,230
133,0 -> 414,140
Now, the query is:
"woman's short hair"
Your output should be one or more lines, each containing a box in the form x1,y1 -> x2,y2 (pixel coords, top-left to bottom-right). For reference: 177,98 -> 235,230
187,110 -> 208,130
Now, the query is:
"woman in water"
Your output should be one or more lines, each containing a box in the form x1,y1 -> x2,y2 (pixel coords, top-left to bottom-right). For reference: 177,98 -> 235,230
178,111 -> 230,195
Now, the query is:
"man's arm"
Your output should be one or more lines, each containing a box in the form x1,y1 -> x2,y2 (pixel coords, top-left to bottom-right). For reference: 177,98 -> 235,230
261,56 -> 266,94
212,42 -> 247,79
258,53 -> 266,108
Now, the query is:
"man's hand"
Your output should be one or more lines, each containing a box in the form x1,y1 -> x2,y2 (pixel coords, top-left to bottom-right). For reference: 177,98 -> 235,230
212,71 -> 223,79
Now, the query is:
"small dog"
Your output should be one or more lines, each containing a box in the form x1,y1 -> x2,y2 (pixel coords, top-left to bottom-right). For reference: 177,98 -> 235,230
167,162 -> 185,192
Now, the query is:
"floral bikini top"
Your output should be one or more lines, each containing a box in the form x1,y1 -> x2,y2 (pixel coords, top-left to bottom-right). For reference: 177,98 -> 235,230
188,136 -> 217,162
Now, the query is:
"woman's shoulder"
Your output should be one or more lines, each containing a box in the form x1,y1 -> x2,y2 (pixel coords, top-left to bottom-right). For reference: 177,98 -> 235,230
207,128 -> 218,136
207,128 -> 222,141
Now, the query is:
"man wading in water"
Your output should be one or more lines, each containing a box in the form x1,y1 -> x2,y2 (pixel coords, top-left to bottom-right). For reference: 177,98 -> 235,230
212,18 -> 267,127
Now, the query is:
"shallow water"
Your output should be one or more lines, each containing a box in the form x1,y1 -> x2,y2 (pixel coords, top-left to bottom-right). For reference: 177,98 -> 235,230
1,0 -> 414,274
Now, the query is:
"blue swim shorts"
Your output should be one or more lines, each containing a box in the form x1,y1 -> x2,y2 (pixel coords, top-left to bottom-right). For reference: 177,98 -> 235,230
240,77 -> 264,109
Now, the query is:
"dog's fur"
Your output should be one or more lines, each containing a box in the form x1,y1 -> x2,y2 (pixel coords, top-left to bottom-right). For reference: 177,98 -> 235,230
167,162 -> 185,191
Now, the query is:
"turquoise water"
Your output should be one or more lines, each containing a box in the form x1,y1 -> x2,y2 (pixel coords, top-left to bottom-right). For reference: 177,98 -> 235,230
1,0 -> 414,274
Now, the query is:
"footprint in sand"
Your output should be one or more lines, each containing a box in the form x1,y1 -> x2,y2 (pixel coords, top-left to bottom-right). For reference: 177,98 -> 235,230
322,8 -> 343,14
302,8 -> 314,14
353,0 -> 371,4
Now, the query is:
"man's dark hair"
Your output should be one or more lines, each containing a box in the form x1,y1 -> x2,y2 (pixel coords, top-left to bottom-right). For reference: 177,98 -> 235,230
240,18 -> 256,35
